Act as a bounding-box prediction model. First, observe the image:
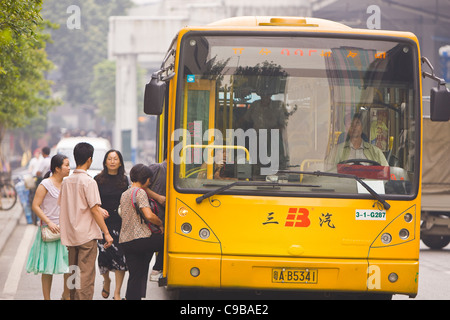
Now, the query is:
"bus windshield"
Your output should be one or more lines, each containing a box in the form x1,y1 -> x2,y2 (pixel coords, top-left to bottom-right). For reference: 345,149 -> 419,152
174,34 -> 419,197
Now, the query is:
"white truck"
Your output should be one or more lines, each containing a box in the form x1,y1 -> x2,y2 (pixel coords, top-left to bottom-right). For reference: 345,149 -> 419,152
421,97 -> 450,249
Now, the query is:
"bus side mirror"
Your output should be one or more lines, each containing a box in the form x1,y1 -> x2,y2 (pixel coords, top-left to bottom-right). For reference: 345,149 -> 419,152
430,87 -> 450,121
144,72 -> 166,115
422,57 -> 450,122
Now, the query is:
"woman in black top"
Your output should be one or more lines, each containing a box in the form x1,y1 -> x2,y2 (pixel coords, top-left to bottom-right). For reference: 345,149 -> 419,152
95,149 -> 129,300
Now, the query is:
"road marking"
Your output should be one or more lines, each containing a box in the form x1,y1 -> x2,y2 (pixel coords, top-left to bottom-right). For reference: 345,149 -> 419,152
2,225 -> 36,299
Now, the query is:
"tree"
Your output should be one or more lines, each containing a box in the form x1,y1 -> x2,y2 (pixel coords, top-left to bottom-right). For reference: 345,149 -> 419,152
0,0 -> 58,163
91,60 -> 116,123
41,0 -> 132,106
91,59 -> 145,125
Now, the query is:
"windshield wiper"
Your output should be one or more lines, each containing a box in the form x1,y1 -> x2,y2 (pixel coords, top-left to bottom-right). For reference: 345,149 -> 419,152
278,170 -> 390,210
196,181 -> 320,204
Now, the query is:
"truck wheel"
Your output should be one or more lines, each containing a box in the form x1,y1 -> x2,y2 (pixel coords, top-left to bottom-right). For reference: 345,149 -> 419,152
421,235 -> 450,250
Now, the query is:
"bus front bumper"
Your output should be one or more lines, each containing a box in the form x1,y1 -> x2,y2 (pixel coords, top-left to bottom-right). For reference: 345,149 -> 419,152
165,253 -> 419,297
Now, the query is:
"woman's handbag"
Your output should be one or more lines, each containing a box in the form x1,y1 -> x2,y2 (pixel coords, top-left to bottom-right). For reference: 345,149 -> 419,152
41,224 -> 60,242
131,188 -> 162,234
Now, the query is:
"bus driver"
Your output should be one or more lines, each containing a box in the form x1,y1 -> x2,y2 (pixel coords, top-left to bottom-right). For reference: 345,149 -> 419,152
333,112 -> 388,166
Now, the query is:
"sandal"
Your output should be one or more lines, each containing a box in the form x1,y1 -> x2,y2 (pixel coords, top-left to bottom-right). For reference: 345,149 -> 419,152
102,288 -> 110,299
102,281 -> 110,299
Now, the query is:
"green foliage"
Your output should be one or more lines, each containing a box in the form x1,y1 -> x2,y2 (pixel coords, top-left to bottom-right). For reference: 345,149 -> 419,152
42,0 -> 132,106
91,59 -> 146,124
0,0 -> 58,131
91,60 -> 116,123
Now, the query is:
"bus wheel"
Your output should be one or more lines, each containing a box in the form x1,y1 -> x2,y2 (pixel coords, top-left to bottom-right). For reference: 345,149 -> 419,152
421,235 -> 450,250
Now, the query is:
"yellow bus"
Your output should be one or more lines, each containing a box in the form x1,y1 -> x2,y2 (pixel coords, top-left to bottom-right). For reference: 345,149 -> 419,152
144,16 -> 450,299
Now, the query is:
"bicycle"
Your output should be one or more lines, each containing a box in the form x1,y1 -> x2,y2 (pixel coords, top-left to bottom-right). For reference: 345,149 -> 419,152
0,172 -> 18,211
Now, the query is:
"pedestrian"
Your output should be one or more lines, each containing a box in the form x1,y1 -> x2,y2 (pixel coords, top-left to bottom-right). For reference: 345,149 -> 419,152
94,150 -> 129,300
58,142 -> 113,300
119,164 -> 164,300
28,148 -> 41,177
36,146 -> 51,181
144,159 -> 166,281
25,154 -> 71,300
25,148 -> 42,224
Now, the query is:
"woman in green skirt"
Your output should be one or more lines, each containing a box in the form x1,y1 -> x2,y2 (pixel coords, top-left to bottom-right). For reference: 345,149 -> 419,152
26,154 -> 71,300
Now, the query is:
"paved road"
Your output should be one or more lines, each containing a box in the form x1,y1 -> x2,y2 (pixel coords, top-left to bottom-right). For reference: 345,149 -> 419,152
0,206 -> 169,300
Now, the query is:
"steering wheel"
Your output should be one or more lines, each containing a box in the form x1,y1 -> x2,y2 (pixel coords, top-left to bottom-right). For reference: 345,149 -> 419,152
338,159 -> 382,166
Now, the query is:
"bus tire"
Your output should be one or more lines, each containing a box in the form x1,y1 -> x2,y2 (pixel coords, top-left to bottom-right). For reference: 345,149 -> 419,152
421,235 -> 450,250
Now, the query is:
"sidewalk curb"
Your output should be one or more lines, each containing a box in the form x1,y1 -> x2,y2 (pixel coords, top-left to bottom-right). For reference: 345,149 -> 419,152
0,204 -> 24,254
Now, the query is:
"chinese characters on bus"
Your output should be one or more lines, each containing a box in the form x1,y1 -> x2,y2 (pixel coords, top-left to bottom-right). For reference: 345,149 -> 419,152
232,48 -> 387,60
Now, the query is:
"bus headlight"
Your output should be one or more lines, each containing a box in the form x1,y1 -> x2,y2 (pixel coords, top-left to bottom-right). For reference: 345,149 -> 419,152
399,228 -> 409,240
404,213 -> 413,223
388,272 -> 398,283
176,199 -> 219,243
381,233 -> 392,244
178,207 -> 189,217
199,228 -> 210,239
190,267 -> 200,277
181,223 -> 192,234
370,207 -> 416,249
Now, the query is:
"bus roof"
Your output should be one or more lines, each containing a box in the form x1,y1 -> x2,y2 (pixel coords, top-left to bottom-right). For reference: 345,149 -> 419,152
208,16 -> 352,30
195,16 -> 418,41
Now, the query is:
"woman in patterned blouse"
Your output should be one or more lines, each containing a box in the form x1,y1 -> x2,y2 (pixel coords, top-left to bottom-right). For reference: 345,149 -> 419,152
119,164 -> 163,300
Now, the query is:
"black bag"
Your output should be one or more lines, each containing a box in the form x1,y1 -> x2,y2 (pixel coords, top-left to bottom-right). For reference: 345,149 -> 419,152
148,198 -> 162,234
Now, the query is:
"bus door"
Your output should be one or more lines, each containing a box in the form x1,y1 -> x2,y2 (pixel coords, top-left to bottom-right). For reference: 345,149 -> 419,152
179,79 -> 216,179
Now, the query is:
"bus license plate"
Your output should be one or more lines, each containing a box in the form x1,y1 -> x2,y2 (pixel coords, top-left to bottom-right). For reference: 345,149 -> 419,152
272,268 -> 318,284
